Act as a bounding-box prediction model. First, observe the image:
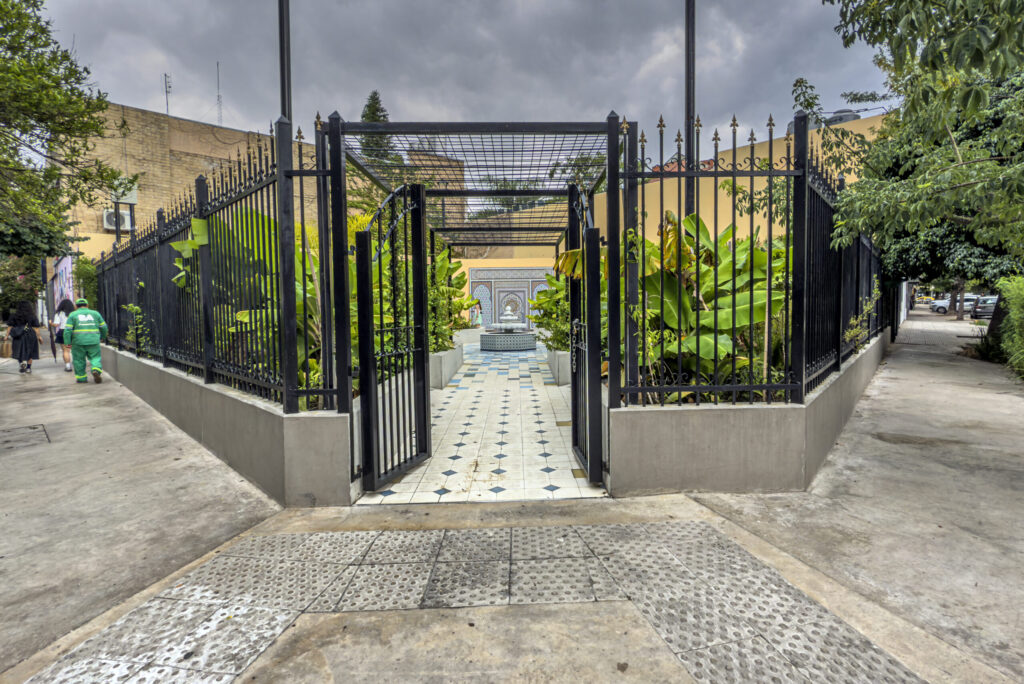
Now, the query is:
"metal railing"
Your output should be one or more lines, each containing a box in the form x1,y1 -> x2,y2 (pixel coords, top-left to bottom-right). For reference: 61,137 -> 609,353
607,110 -> 894,406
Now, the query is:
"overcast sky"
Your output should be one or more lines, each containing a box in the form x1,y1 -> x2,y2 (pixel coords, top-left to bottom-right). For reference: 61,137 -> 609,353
44,0 -> 886,143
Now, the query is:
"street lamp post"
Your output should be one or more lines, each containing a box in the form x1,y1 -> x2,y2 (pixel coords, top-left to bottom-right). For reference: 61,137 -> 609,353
684,0 -> 695,218
278,0 -> 292,122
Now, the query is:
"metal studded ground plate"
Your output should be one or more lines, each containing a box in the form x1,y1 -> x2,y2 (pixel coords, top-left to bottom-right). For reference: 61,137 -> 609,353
34,522 -> 923,683
677,636 -> 810,683
423,561 -> 510,608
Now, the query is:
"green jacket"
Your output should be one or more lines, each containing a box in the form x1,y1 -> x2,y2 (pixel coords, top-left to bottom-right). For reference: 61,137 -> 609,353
63,308 -> 108,346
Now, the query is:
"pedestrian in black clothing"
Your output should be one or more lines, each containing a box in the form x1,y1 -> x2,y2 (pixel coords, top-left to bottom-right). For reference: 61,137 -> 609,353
4,301 -> 43,373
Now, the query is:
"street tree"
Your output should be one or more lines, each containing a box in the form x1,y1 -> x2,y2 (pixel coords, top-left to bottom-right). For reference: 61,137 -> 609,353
0,0 -> 131,257
793,1 -> 1024,256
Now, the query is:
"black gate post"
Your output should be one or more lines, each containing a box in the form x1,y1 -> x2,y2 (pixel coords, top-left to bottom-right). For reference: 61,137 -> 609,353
410,184 -> 431,460
624,122 -> 640,405
567,185 -> 582,453
327,113 -> 353,417
275,117 -> 300,413
195,175 -> 216,384
130,227 -> 140,357
606,112 -> 621,409
790,111 -> 809,403
584,225 -> 603,483
155,209 -> 169,366
355,229 -> 379,490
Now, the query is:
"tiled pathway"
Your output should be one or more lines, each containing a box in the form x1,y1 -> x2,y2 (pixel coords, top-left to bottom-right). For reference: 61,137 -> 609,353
29,521 -> 924,683
358,344 -> 606,504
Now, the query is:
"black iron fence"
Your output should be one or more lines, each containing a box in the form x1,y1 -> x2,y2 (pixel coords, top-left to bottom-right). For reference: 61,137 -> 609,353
607,110 -> 894,407
95,119 -> 349,413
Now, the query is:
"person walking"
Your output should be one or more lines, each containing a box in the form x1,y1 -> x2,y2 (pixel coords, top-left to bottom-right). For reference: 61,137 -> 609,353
63,298 -> 108,383
4,301 -> 43,374
51,298 -> 75,372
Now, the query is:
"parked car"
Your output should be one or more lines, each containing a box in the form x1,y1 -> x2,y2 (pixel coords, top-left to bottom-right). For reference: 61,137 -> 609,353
970,295 -> 999,319
931,295 -> 978,314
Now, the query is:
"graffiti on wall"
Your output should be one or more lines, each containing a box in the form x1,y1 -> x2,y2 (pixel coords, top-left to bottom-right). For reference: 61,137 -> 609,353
52,256 -> 74,305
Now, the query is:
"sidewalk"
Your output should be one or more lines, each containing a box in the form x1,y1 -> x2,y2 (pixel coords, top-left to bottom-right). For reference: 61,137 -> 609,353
696,310 -> 1024,680
0,357 -> 279,677
4,314 -> 1018,683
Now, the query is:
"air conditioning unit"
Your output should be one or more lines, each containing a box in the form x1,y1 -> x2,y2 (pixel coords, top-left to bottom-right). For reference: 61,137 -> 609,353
102,208 -> 133,232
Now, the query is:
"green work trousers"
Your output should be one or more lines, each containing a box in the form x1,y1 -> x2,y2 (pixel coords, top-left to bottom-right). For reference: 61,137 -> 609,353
72,343 -> 102,382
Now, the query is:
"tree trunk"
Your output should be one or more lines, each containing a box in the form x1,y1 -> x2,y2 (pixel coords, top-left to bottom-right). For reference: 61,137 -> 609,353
986,294 -> 1008,351
954,279 -> 966,320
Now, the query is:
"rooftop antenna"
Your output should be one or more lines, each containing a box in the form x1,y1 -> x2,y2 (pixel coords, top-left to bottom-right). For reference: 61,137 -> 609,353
216,62 -> 223,126
163,73 -> 172,115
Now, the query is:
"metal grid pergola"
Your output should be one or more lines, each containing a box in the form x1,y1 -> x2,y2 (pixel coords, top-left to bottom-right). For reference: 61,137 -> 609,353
341,122 -> 609,246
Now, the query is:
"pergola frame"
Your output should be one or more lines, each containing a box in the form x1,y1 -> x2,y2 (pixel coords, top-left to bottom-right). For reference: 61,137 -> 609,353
340,120 -> 611,247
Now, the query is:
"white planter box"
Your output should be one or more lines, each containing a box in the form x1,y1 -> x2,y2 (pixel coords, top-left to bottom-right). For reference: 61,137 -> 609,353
430,343 -> 464,389
547,348 -> 571,386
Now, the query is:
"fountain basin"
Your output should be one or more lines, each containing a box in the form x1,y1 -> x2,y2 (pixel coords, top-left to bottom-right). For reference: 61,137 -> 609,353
480,331 -> 537,351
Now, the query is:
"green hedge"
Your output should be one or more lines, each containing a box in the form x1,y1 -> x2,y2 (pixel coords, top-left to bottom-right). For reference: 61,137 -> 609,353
998,276 -> 1024,377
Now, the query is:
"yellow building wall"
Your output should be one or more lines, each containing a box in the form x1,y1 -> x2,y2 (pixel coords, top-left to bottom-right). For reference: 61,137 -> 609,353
587,114 -> 885,243
71,104 -> 320,260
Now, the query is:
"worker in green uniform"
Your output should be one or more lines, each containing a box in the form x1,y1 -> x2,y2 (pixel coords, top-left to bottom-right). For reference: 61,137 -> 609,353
63,298 -> 108,383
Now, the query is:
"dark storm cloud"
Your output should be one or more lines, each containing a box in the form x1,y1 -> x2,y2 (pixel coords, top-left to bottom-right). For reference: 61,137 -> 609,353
44,0 -> 885,143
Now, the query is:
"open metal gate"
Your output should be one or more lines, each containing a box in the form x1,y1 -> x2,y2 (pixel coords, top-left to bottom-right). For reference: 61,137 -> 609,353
568,185 -> 603,483
354,184 -> 432,491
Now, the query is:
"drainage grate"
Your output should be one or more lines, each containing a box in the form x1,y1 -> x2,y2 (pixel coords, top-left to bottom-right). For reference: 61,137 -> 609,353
0,424 -> 50,450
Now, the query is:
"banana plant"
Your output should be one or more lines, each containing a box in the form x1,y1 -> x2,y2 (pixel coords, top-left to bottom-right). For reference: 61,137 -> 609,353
556,212 -> 791,401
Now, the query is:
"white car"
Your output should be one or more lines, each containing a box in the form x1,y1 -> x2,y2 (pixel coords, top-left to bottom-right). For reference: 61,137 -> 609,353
931,296 -> 978,314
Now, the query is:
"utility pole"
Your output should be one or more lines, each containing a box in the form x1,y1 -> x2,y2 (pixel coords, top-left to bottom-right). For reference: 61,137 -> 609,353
278,0 -> 292,122
684,0 -> 695,218
163,73 -> 172,115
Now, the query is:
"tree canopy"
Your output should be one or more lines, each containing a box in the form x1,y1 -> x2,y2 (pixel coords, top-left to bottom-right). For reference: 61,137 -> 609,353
795,1 -> 1024,264
0,0 -> 129,257
359,90 -> 396,161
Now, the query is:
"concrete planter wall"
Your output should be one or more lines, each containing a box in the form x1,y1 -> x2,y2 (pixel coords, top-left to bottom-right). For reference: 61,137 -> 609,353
101,347 -> 355,507
429,344 -> 463,389
605,332 -> 890,496
546,348 -> 571,386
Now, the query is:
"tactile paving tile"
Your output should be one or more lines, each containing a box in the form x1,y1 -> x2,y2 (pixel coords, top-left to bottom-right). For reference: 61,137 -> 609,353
511,526 -> 591,559
597,549 -> 702,600
585,557 -> 628,601
422,561 -> 510,608
633,594 -> 758,654
574,523 -> 651,555
668,537 -> 770,582
643,520 -> 725,548
361,529 -> 444,564
127,664 -> 235,683
151,603 -> 297,674
305,565 -> 358,612
437,527 -> 511,561
338,563 -> 433,611
289,531 -> 380,564
703,568 -> 833,634
773,616 -> 926,683
71,598 -> 219,663
677,636 -> 810,683
510,557 -> 595,604
26,657 -> 144,683
220,534 -> 310,561
159,555 -> 347,611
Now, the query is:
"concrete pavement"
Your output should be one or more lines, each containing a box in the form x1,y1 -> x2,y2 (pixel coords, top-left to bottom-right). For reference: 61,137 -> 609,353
4,311 -> 1020,682
696,310 -> 1024,680
0,356 -> 279,677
